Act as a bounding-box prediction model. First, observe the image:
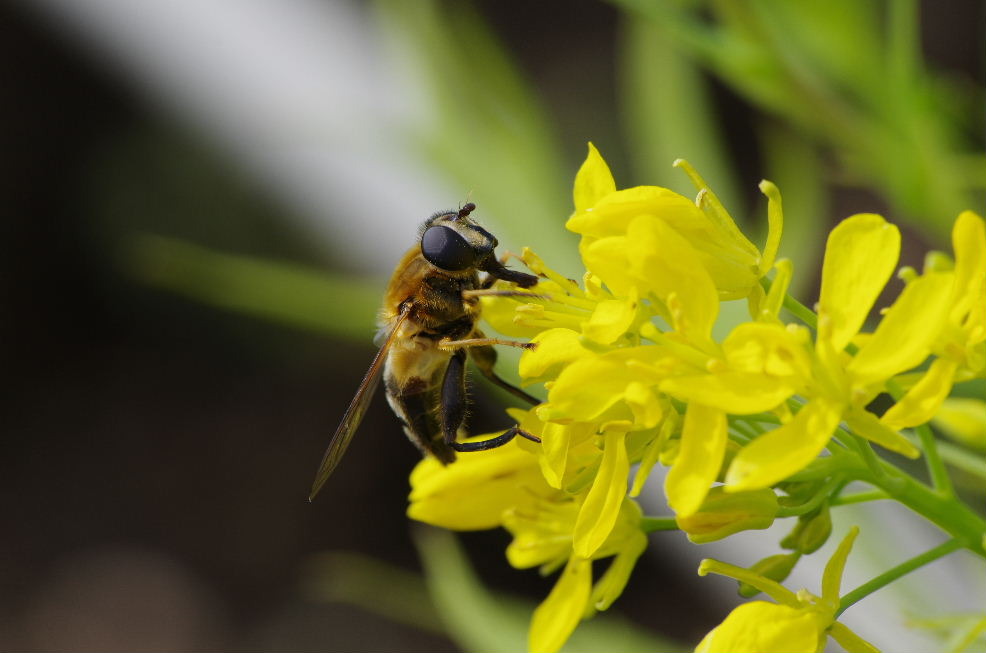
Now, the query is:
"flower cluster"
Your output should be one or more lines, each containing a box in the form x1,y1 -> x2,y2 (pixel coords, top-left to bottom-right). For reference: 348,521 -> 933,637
407,144 -> 986,652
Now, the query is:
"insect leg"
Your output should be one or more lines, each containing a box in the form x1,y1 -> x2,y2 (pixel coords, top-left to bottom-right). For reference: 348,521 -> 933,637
440,349 -> 542,451
451,425 -> 541,452
440,350 -> 468,447
469,344 -> 540,406
438,336 -> 535,351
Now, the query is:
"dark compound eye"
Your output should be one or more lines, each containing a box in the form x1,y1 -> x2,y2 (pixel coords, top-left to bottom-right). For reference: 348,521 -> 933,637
421,225 -> 476,271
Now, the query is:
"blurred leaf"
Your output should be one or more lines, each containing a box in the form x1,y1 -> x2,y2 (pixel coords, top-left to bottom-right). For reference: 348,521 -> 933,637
127,234 -> 381,341
619,13 -> 740,212
303,551 -> 446,634
609,0 -> 986,239
414,527 -> 681,653
758,121 -> 826,300
374,0 -> 580,277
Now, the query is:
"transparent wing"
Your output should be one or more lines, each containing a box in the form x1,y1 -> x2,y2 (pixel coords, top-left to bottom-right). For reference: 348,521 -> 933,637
308,309 -> 410,501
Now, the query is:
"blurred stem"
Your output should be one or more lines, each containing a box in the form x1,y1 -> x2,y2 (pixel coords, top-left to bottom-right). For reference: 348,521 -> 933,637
620,14 -> 739,210
641,516 -> 679,533
886,0 -> 920,93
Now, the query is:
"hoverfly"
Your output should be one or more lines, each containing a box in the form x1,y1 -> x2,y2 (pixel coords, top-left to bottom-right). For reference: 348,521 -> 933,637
309,202 -> 542,500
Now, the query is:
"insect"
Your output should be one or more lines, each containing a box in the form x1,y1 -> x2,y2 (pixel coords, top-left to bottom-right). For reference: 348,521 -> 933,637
309,202 -> 542,500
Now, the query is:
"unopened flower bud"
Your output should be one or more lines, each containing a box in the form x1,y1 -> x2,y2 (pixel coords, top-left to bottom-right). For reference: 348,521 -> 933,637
677,487 -> 778,544
738,552 -> 801,597
781,504 -> 832,554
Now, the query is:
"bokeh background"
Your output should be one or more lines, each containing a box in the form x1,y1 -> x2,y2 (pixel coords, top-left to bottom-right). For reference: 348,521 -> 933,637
2,1 -> 984,651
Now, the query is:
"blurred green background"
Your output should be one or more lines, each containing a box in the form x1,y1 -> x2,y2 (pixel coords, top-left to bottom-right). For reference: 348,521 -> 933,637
2,1 -> 983,651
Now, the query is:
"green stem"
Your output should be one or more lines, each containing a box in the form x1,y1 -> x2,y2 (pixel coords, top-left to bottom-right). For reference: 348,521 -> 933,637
830,490 -> 889,507
760,278 -> 818,329
777,475 -> 843,518
846,433 -> 893,484
837,538 -> 963,617
915,422 -> 955,497
641,516 -> 680,533
886,376 -> 954,496
862,461 -> 986,559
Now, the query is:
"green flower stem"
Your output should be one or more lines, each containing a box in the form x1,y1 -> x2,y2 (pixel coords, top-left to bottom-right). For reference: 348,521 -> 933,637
830,490 -> 890,507
915,422 -> 955,497
760,277 -> 817,329
860,461 -> 986,559
836,538 -> 964,618
641,516 -> 680,533
886,377 -> 954,497
776,474 -> 843,518
848,434 -> 894,485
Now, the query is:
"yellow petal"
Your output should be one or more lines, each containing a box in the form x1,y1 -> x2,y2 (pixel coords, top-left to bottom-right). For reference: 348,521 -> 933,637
572,142 -> 616,213
625,215 -> 719,343
591,531 -> 648,611
407,440 -> 545,530
665,404 -> 727,517
567,185 -> 698,238
529,556 -> 592,653
757,180 -> 784,277
519,328 -> 592,384
543,357 -> 628,422
828,622 -> 881,653
845,407 -> 920,458
818,214 -> 901,351
950,211 -> 986,330
582,236 -> 635,296
539,422 -> 571,489
504,498 -> 579,569
661,371 -> 794,414
582,288 -> 639,344
724,321 -> 811,381
574,431 -> 630,558
726,399 -> 842,491
848,272 -> 955,385
881,358 -> 959,430
694,602 -> 824,653
674,158 -> 760,261
624,381 -> 664,429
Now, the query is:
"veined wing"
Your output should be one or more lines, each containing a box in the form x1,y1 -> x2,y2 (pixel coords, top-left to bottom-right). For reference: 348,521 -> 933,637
308,309 -> 410,501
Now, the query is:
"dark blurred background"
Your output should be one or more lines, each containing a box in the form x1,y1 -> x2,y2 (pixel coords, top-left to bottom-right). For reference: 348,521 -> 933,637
2,1 -> 983,650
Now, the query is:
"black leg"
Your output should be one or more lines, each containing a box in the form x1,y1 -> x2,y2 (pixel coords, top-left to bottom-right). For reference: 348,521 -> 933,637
451,425 -> 541,452
440,350 -> 468,446
469,343 -> 540,406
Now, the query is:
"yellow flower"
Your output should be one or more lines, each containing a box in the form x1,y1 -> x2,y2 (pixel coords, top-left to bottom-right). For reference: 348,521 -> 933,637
724,213 -> 956,490
407,417 -> 648,653
696,527 -> 878,653
407,430 -> 550,531
882,211 -> 986,429
517,498 -> 648,653
568,144 -> 783,302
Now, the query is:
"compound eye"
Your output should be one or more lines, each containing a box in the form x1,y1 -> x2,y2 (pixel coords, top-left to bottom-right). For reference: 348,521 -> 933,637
421,225 -> 476,271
